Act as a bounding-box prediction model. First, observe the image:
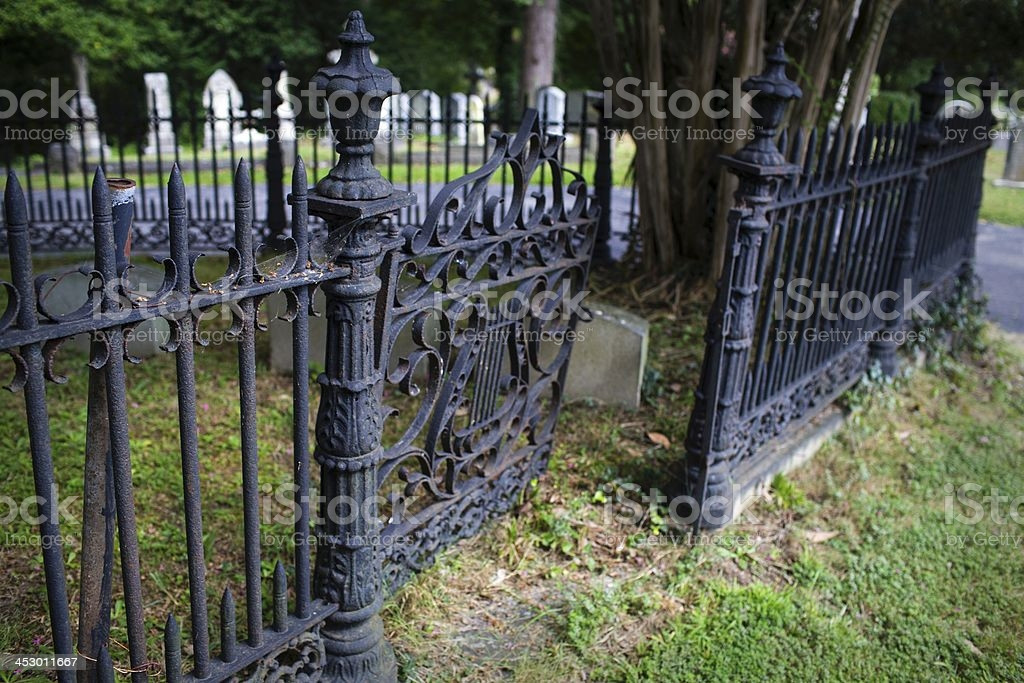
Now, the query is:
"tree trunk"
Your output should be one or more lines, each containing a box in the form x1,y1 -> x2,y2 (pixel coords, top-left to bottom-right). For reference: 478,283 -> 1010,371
521,0 -> 560,106
711,0 -> 765,280
674,0 -> 723,263
839,0 -> 903,129
788,0 -> 856,130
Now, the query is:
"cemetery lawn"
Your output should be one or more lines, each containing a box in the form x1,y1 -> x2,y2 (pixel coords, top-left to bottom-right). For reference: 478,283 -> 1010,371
980,148 -> 1024,226
0,266 -> 1021,680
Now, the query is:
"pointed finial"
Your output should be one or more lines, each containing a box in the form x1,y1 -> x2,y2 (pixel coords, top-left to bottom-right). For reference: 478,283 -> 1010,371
338,10 -> 374,44
3,172 -> 27,230
169,163 -> 184,204
92,167 -> 111,218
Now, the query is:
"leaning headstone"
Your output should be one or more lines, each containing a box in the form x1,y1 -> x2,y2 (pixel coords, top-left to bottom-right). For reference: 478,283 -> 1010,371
202,69 -> 243,149
536,85 -> 566,136
448,93 -> 468,145
562,302 -> 649,409
143,72 -> 178,155
467,94 -> 486,146
269,298 -> 648,409
37,265 -> 169,359
410,90 -> 442,137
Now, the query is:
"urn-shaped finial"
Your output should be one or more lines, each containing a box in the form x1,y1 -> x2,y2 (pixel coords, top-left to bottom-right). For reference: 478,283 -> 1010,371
916,63 -> 947,122
313,10 -> 399,200
733,43 -> 802,169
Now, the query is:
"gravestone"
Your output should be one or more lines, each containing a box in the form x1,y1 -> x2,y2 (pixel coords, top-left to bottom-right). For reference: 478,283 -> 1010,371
1003,129 -> 1024,183
380,89 -> 410,138
468,94 -> 486,146
275,69 -> 297,164
448,93 -> 468,145
269,298 -> 649,409
47,54 -> 109,166
536,85 -> 566,136
410,90 -> 442,137
202,69 -> 243,149
143,72 -> 178,155
565,90 -> 598,150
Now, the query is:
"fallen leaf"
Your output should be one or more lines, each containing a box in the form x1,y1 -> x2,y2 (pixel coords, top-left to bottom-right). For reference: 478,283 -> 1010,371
803,530 -> 839,543
647,431 -> 671,448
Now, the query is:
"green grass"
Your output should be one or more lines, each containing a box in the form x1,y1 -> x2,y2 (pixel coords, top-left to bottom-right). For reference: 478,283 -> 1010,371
381,273 -> 1024,681
979,148 -> 1024,226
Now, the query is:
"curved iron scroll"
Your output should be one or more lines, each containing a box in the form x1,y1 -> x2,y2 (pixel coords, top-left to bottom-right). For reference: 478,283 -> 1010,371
375,109 -> 599,589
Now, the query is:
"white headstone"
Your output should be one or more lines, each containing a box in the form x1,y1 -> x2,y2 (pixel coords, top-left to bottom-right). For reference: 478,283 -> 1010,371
410,90 -> 442,138
275,69 -> 297,144
202,69 -> 244,149
380,88 -> 410,138
536,85 -> 566,136
467,94 -> 486,147
144,72 -> 178,155
448,93 -> 468,145
48,54 -> 109,165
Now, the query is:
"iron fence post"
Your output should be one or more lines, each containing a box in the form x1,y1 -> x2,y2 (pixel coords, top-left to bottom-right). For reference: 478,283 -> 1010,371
304,11 -> 414,681
870,64 -> 945,375
685,45 -> 800,529
266,55 -> 288,242
591,94 -> 614,264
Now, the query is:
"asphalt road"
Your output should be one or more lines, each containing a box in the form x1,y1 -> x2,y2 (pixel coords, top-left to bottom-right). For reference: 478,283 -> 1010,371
976,221 -> 1024,333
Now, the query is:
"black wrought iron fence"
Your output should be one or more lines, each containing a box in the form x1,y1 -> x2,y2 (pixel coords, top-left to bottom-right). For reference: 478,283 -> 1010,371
684,48 -> 996,530
0,78 -> 631,256
0,10 -> 597,681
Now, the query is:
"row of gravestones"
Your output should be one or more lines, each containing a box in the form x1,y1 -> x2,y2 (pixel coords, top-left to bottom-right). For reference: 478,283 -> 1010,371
380,85 -> 569,145
48,52 -> 577,163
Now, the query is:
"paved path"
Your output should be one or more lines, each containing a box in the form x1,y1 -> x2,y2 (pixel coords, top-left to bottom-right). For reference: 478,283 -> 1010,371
976,221 -> 1024,333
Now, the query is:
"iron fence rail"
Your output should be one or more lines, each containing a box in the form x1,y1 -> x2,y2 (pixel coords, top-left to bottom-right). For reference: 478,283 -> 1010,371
684,49 -> 995,530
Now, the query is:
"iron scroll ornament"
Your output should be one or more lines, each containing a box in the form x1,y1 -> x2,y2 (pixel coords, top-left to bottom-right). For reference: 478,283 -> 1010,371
374,109 -> 599,589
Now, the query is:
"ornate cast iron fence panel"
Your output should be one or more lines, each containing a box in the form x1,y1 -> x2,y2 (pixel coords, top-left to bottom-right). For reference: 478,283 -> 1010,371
684,48 -> 996,530
0,11 -> 597,682
0,159 -> 341,682
375,110 -> 598,589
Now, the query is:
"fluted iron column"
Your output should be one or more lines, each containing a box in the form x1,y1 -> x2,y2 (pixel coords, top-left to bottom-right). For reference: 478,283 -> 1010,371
302,9 -> 414,681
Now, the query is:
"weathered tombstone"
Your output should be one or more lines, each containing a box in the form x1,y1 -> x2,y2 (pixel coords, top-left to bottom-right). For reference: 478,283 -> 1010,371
448,93 -> 468,145
565,90 -> 597,149
202,69 -> 244,149
1003,128 -> 1024,183
410,89 -> 442,137
269,299 -> 648,409
467,94 -> 486,146
47,54 -> 109,166
143,72 -> 178,155
537,85 -> 566,136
